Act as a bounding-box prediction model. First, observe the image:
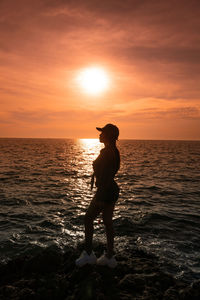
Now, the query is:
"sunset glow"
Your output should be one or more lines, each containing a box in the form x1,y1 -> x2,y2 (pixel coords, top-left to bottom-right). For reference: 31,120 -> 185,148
0,0 -> 200,139
77,67 -> 110,95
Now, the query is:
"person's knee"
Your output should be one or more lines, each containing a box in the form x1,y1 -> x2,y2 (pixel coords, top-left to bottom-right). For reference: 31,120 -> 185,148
84,213 -> 94,225
103,216 -> 112,227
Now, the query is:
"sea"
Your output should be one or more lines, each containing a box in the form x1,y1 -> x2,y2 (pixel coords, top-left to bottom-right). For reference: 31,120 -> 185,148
0,138 -> 200,283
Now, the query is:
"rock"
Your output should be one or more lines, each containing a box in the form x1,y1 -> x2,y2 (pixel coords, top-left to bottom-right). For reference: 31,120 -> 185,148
163,287 -> 180,299
24,247 -> 63,274
73,273 -> 98,300
144,271 -> 175,291
191,279 -> 200,294
119,274 -> 145,293
179,280 -> 200,300
18,287 -> 35,300
0,285 -> 19,298
0,244 -> 198,300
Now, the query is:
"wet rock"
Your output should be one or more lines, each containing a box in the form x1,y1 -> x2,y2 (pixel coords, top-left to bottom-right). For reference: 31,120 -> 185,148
191,279 -> 200,294
24,247 -> 63,274
163,287 -> 180,299
145,286 -> 163,299
18,287 -> 35,300
179,280 -> 200,300
0,285 -> 19,298
0,257 -> 27,284
114,264 -> 130,278
119,274 -> 145,293
0,243 -> 198,300
143,271 -> 175,291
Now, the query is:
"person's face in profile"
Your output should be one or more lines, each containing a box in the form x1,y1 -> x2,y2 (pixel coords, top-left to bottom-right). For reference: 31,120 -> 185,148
99,132 -> 107,143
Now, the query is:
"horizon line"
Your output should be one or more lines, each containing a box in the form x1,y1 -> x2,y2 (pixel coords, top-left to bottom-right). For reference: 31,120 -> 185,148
0,137 -> 200,142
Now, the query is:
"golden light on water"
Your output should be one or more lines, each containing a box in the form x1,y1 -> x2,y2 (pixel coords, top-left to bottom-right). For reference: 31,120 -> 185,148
77,67 -> 110,95
78,138 -> 101,174
79,138 -> 99,148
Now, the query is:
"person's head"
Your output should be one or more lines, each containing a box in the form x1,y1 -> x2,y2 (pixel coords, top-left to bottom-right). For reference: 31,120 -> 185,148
96,123 -> 119,145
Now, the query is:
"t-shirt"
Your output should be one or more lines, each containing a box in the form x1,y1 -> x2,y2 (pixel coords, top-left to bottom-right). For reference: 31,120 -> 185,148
92,145 -> 120,189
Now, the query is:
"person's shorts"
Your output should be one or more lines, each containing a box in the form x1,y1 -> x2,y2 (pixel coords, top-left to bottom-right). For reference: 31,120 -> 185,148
94,181 -> 119,204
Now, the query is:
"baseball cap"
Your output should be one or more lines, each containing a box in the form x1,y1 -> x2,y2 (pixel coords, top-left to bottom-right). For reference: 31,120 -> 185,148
96,123 -> 119,140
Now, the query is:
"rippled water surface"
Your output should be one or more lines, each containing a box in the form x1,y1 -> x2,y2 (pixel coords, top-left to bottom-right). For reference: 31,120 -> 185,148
0,138 -> 200,282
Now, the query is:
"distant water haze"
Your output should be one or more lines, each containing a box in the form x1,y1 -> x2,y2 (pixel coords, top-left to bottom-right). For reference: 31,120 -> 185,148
0,138 -> 200,282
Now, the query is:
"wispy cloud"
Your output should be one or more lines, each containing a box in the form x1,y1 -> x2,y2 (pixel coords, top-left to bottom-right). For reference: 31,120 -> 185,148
0,0 -> 200,138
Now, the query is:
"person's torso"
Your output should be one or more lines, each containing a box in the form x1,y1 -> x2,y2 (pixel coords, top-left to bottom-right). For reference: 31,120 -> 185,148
93,145 -> 120,188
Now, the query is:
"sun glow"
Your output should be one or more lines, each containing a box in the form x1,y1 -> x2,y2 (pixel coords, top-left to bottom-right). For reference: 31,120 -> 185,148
77,67 -> 110,95
79,138 -> 100,152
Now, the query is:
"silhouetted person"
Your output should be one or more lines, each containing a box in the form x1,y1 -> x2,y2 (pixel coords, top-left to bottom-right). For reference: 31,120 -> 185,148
76,124 -> 120,268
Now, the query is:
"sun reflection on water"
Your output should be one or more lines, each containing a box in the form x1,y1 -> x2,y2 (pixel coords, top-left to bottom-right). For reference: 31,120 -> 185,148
78,138 -> 101,152
77,138 -> 102,173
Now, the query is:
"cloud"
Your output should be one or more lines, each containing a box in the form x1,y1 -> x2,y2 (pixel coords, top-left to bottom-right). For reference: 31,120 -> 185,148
2,106 -> 199,127
3,108 -> 124,125
114,106 -> 200,123
0,0 -> 200,138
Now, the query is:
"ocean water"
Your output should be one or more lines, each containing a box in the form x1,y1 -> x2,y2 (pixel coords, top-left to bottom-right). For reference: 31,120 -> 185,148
0,138 -> 200,282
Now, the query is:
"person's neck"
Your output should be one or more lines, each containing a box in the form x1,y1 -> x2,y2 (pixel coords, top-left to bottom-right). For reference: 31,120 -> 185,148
104,142 -> 116,148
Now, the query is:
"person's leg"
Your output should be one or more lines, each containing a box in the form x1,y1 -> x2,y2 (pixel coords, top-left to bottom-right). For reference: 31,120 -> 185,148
84,197 -> 103,255
102,202 -> 115,258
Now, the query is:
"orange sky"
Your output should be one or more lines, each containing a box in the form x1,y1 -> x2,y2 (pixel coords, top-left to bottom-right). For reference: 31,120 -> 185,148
0,0 -> 200,140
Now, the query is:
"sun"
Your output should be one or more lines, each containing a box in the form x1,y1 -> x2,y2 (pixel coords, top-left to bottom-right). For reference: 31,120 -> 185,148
77,67 -> 110,95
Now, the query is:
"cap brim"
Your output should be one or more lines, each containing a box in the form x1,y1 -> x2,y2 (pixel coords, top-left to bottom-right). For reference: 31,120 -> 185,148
96,127 -> 103,132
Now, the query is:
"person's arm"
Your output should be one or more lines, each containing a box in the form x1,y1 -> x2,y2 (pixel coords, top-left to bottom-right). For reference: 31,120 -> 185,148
90,173 -> 94,190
